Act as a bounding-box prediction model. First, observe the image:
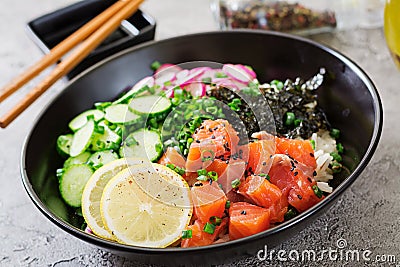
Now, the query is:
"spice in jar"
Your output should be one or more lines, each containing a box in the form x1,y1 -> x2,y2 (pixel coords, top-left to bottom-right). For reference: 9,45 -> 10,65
218,1 -> 337,34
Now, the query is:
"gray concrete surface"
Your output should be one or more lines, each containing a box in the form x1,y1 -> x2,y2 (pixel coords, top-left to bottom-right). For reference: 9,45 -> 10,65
0,0 -> 399,266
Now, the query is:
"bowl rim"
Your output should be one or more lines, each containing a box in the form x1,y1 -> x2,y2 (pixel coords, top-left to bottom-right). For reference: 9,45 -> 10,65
20,29 -> 383,253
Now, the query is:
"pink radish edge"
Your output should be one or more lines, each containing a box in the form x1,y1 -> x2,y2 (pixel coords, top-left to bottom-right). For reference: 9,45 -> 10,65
131,76 -> 155,92
222,64 -> 252,83
154,64 -> 182,78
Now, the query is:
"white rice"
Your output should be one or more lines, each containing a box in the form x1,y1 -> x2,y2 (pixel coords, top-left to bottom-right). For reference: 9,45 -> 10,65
310,130 -> 336,192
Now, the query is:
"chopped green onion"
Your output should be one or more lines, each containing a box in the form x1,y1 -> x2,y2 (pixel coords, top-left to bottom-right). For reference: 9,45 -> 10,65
125,136 -> 139,147
108,123 -> 117,131
202,77 -> 212,84
215,72 -> 228,78
94,102 -> 112,111
148,118 -> 158,129
95,140 -> 106,150
336,143 -> 344,154
228,98 -> 242,112
166,163 -> 186,176
225,200 -> 231,209
150,61 -> 161,71
115,126 -> 124,137
94,125 -> 105,134
166,163 -> 175,169
284,112 -> 295,126
294,119 -> 302,127
259,173 -> 270,181
164,80 -> 172,86
330,128 -> 340,139
228,104 -> 240,112
284,208 -> 298,221
187,137 -> 194,147
201,150 -> 215,162
271,79 -> 284,90
206,106 -> 218,114
310,139 -> 316,150
203,222 -> 216,234
209,216 -> 222,226
86,114 -> 95,121
312,185 -> 323,198
330,152 -> 342,162
207,171 -> 218,181
330,161 -> 343,173
182,229 -> 192,239
231,178 -> 241,189
156,143 -> 163,155
147,86 -> 156,94
232,98 -> 241,105
197,169 -> 207,176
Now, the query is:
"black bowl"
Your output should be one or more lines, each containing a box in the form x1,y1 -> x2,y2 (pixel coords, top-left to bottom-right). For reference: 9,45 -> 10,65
21,31 -> 382,266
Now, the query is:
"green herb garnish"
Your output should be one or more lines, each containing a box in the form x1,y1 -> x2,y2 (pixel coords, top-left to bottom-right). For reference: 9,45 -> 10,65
150,61 -> 161,71
330,128 -> 340,139
312,185 -> 323,198
231,178 -> 241,189
209,216 -> 222,226
284,112 -> 295,126
182,230 -> 193,239
203,222 -> 216,234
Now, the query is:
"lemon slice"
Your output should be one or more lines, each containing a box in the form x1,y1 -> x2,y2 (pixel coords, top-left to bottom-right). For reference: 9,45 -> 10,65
100,163 -> 192,248
81,158 -> 147,240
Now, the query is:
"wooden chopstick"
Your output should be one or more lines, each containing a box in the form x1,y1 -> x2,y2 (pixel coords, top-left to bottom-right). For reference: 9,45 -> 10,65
0,0 -> 129,104
0,0 -> 143,128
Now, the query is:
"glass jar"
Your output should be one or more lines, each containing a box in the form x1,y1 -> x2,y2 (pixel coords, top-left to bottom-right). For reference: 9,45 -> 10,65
211,0 -> 361,35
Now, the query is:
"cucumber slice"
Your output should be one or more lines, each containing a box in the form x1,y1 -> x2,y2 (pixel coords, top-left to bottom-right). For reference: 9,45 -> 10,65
69,109 -> 104,132
119,129 -> 162,162
70,120 -> 95,157
56,134 -> 73,158
87,150 -> 119,170
129,95 -> 171,116
64,151 -> 91,168
104,104 -> 140,125
91,123 -> 122,151
113,77 -> 154,105
59,164 -> 94,207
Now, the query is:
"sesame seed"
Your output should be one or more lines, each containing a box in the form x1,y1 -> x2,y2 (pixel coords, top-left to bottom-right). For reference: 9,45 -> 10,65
241,210 -> 247,215
293,172 -> 298,176
297,195 -> 302,199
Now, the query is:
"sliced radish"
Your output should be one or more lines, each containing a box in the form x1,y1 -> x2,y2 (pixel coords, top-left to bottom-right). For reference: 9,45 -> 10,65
215,79 -> 239,90
222,64 -> 252,83
190,67 -> 212,75
235,64 -> 257,80
165,87 -> 175,98
176,69 -> 190,81
155,72 -> 176,88
176,69 -> 205,86
201,68 -> 221,78
154,64 -> 182,78
184,82 -> 206,97
131,76 -> 154,92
